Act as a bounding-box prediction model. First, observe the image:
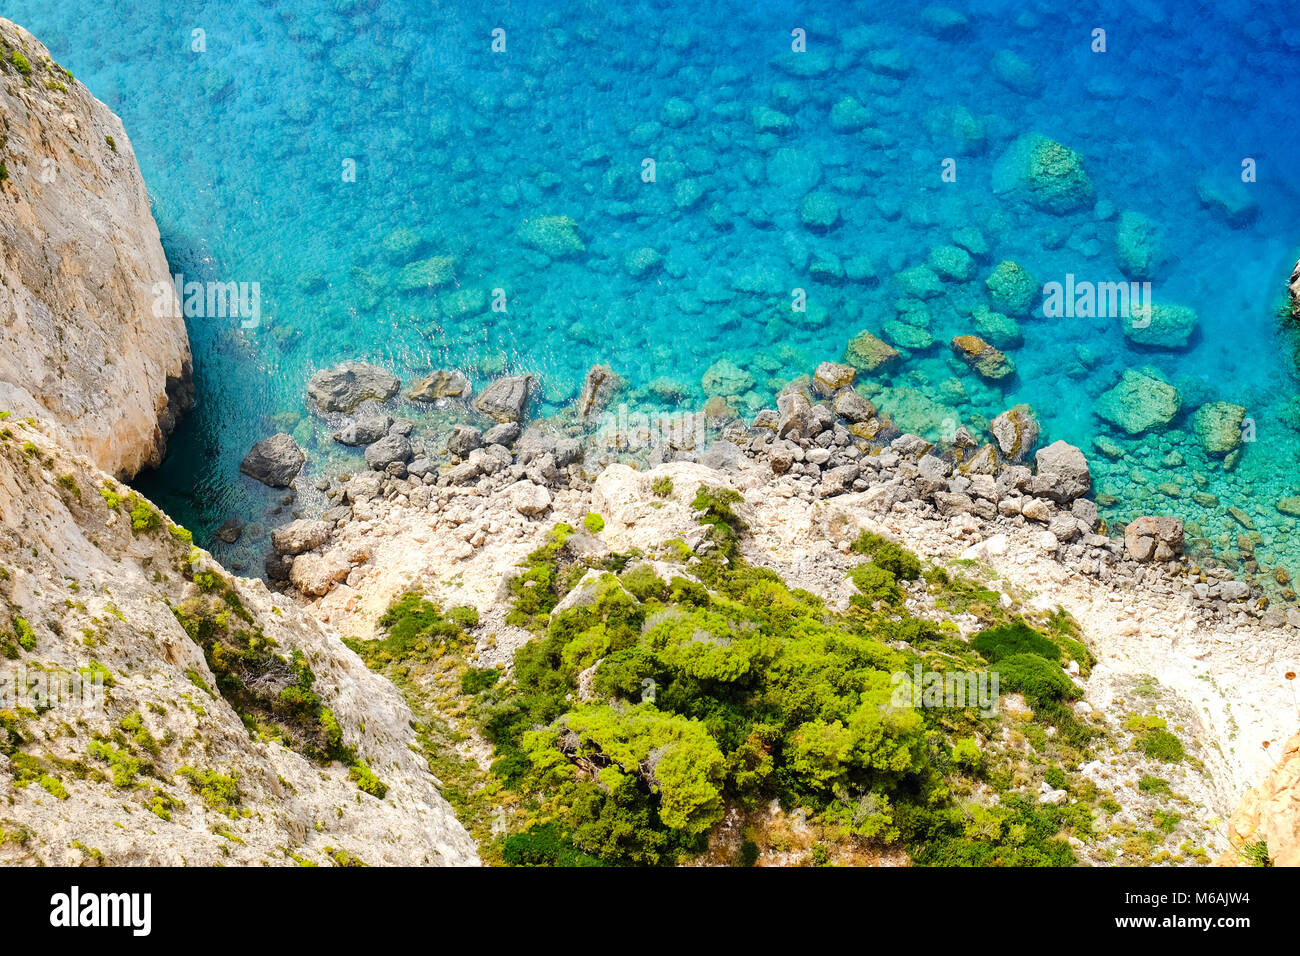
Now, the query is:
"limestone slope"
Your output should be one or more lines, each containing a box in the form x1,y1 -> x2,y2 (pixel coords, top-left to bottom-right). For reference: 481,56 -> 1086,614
0,420 -> 476,865
0,19 -> 191,478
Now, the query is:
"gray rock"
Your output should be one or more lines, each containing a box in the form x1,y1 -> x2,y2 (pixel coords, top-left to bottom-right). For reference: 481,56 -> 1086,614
214,517 -> 245,544
271,518 -> 331,556
1031,441 -> 1091,503
832,388 -> 875,424
1218,580 -> 1251,601
1071,498 -> 1100,530
819,463 -> 860,495
989,405 -> 1039,462
308,362 -> 400,412
777,390 -> 814,440
406,458 -> 436,478
700,440 -> 741,471
474,375 -> 533,423
333,415 -> 393,447
240,433 -> 305,488
577,364 -> 622,419
447,424 -> 483,458
891,433 -> 933,460
483,422 -> 521,446
364,434 -> 413,470
553,437 -> 583,468
933,491 -> 975,515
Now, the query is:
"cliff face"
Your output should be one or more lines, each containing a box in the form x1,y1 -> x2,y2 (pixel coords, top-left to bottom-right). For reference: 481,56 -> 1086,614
0,19 -> 191,479
1216,729 -> 1300,867
0,420 -> 477,865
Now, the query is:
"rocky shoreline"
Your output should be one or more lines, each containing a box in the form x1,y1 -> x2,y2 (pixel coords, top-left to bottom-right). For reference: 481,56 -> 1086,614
260,354 -> 1299,641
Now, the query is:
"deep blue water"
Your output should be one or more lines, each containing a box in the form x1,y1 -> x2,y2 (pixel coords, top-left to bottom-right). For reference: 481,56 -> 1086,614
9,0 -> 1300,584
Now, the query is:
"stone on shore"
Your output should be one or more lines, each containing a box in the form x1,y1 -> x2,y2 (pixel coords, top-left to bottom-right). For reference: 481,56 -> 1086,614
474,375 -> 533,423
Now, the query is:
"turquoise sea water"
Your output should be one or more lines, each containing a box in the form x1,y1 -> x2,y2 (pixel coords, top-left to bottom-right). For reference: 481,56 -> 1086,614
9,0 -> 1300,587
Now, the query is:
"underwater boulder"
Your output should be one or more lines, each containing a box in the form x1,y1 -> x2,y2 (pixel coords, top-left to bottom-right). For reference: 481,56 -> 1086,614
308,362 -> 401,412
1094,369 -> 1181,435
1123,302 -> 1198,349
985,260 -> 1039,317
1115,210 -> 1166,280
951,334 -> 1016,381
992,133 -> 1095,214
516,215 -> 585,258
844,330 -> 901,373
1193,402 -> 1247,456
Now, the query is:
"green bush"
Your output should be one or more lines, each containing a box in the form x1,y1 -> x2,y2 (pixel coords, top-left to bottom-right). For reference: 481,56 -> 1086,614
11,51 -> 31,77
850,530 -> 922,580
461,667 -> 500,695
972,620 -> 1059,663
994,653 -> 1080,706
848,562 -> 900,605
583,512 -> 605,533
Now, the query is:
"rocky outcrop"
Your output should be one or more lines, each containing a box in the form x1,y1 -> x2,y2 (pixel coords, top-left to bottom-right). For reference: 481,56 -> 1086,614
1216,729 -> 1300,867
0,421 -> 476,865
0,19 -> 192,478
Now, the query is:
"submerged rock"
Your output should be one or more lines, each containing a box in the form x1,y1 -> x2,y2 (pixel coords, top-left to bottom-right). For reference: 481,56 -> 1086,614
1123,302 -> 1198,349
844,330 -> 901,373
240,433 -> 305,487
1095,369 -> 1181,435
985,260 -> 1038,317
992,133 -> 1095,214
1116,210 -> 1166,280
517,215 -> 584,258
1193,402 -> 1246,456
951,334 -> 1016,381
308,362 -> 400,412
408,369 -> 471,402
702,359 -> 754,397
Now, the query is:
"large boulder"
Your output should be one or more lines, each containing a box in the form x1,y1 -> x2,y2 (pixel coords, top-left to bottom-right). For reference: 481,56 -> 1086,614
509,480 -> 552,516
1123,302 -> 1198,349
364,434 -> 413,470
1031,441 -> 1091,503
474,375 -> 533,423
332,415 -> 392,447
446,424 -> 483,458
1116,210 -> 1166,280
1123,515 -> 1184,563
1193,402 -> 1246,456
240,433 -> 305,487
308,362 -> 400,413
1095,369 -> 1181,435
984,261 -> 1038,317
845,330 -> 901,373
577,364 -> 623,419
992,132 -> 1095,214
271,518 -> 331,556
989,404 -> 1039,462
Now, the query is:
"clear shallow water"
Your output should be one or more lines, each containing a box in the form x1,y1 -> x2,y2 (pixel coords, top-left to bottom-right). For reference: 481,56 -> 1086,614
10,0 -> 1300,587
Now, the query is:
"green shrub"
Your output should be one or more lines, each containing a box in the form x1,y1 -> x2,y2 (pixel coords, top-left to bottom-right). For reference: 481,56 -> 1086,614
348,760 -> 388,799
850,530 -> 922,580
11,51 -> 31,77
972,620 -> 1059,663
1044,766 -> 1067,789
650,476 -> 673,498
848,562 -> 900,605
994,654 -> 1080,706
461,667 -> 500,694
583,512 -> 605,533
